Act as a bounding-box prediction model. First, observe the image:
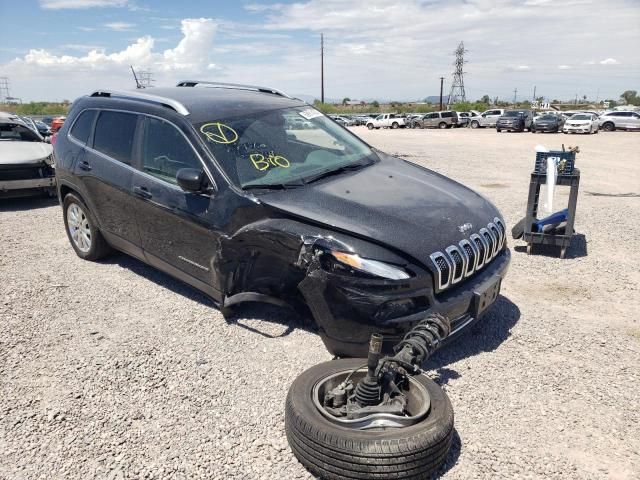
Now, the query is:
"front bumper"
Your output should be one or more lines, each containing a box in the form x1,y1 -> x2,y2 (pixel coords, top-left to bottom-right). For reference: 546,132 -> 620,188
496,122 -> 523,131
299,248 -> 511,357
563,126 -> 591,133
534,124 -> 559,132
0,164 -> 56,196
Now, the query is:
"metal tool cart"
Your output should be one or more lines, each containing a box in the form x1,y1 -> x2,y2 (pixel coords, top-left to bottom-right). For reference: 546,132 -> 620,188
523,148 -> 580,259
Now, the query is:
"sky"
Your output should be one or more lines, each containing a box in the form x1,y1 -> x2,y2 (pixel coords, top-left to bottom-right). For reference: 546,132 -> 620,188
0,0 -> 638,103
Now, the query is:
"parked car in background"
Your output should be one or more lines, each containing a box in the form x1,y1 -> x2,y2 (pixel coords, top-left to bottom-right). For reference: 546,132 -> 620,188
531,114 -> 566,133
469,109 -> 505,128
50,116 -> 66,133
496,110 -> 533,132
413,111 -> 459,129
598,111 -> 640,131
41,116 -> 54,127
563,113 -> 599,134
0,112 -> 55,198
457,111 -> 478,127
366,113 -> 406,129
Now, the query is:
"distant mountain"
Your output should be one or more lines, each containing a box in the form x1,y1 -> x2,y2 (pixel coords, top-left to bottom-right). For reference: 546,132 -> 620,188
423,95 -> 450,104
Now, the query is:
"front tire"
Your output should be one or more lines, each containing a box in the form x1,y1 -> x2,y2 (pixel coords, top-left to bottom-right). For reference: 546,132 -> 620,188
470,120 -> 479,129
63,193 -> 111,261
438,122 -> 447,129
392,122 -> 399,129
602,122 -> 615,132
285,358 -> 454,480
367,124 -> 374,130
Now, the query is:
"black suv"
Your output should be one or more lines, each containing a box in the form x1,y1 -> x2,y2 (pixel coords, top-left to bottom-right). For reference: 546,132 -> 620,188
54,81 -> 510,357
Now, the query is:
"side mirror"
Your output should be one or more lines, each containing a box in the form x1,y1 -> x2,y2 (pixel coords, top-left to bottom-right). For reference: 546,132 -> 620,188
176,168 -> 205,193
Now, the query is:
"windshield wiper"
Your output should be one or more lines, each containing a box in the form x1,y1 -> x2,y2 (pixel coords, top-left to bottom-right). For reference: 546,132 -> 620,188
241,180 -> 305,191
299,160 -> 372,185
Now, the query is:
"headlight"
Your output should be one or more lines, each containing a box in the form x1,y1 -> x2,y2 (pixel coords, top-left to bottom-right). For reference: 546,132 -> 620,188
329,251 -> 411,280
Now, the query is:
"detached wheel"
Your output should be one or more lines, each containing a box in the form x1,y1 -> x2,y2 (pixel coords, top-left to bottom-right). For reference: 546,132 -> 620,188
285,358 -> 454,480
63,193 -> 111,261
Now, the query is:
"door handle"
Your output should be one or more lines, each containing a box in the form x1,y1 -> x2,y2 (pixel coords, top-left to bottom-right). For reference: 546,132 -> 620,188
78,161 -> 92,171
133,186 -> 153,199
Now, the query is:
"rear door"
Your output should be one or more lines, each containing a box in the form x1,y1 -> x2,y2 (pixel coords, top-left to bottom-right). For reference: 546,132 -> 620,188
76,110 -> 142,255
131,115 -> 222,289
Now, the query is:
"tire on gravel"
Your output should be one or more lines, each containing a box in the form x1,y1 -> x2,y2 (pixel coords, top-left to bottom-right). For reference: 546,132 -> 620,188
63,192 -> 112,261
285,358 -> 454,480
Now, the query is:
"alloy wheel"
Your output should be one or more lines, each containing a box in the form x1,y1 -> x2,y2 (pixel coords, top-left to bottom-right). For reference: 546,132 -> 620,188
67,203 -> 92,253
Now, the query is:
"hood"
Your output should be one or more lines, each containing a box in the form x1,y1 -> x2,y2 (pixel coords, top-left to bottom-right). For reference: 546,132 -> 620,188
567,120 -> 591,126
0,141 -> 53,165
257,154 -> 502,266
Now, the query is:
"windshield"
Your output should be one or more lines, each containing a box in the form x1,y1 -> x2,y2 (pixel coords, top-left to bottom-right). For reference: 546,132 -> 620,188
504,111 -> 524,117
538,115 -> 557,121
0,122 -> 42,142
195,106 -> 377,189
571,114 -> 590,120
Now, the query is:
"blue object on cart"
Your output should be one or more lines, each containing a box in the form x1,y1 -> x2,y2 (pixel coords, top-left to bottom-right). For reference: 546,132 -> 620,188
533,209 -> 568,233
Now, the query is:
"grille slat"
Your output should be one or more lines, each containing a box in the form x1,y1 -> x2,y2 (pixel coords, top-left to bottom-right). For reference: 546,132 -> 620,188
431,219 -> 506,292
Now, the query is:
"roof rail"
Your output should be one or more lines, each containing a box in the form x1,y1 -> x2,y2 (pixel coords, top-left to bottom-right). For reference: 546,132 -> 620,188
90,89 -> 190,116
176,80 -> 292,99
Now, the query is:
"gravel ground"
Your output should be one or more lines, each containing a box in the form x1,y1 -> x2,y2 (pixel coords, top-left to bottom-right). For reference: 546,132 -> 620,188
1,127 -> 639,479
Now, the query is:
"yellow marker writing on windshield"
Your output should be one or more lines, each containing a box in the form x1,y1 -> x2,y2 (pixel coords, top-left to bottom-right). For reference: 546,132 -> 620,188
200,122 -> 239,144
250,153 -> 290,171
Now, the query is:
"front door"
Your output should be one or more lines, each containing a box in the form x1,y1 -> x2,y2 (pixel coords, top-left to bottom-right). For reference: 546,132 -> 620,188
131,115 -> 222,295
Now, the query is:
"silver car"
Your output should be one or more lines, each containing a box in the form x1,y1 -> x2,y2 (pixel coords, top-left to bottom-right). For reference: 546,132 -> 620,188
598,111 -> 640,131
469,109 -> 505,128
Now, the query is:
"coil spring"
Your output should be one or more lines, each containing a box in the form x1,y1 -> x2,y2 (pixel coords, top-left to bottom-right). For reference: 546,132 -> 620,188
394,313 -> 451,364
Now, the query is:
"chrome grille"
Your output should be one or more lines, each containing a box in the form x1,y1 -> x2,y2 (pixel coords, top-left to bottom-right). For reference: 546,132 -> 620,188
430,219 -> 506,292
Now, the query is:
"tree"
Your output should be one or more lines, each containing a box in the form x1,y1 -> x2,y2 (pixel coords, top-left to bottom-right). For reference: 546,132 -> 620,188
342,97 -> 351,106
582,95 -> 587,101
479,95 -> 491,104
371,100 -> 380,108
535,96 -> 545,103
620,90 -> 639,106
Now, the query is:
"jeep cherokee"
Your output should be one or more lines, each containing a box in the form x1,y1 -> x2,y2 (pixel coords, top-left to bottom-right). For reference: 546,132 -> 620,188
54,81 -> 510,357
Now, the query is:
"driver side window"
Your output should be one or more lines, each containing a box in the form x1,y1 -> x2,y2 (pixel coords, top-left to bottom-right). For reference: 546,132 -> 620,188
142,117 -> 202,185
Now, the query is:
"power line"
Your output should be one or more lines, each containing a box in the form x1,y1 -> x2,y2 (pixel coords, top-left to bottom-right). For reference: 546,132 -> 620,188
447,41 -> 467,106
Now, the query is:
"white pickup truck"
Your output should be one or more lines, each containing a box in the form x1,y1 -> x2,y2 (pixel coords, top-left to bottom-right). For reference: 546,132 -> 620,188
366,113 -> 406,129
468,109 -> 506,128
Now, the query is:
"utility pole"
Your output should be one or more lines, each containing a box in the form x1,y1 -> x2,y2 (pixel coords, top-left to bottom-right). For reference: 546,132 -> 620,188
574,93 -> 578,105
532,85 -> 536,101
320,33 -> 325,104
513,88 -> 517,105
439,77 -> 444,111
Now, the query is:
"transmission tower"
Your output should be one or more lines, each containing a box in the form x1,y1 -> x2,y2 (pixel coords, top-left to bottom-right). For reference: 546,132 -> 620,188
447,42 -> 467,106
137,69 -> 155,88
0,77 -> 10,103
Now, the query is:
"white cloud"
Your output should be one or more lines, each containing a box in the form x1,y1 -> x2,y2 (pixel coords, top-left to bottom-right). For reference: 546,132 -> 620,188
4,18 -> 217,81
599,58 -> 620,65
77,26 -> 97,32
40,0 -> 129,9
161,18 -> 217,71
104,22 -> 136,31
557,65 -> 571,69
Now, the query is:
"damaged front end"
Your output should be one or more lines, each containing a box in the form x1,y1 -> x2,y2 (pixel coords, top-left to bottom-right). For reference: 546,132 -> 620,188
296,234 -> 510,358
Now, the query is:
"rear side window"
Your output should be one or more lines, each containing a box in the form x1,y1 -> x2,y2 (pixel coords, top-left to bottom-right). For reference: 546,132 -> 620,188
441,112 -> 453,118
93,111 -> 138,164
141,117 -> 202,185
69,110 -> 96,144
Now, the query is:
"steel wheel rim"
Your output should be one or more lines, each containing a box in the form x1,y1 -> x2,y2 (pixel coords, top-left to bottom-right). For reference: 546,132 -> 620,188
312,368 -> 431,430
67,203 -> 92,253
